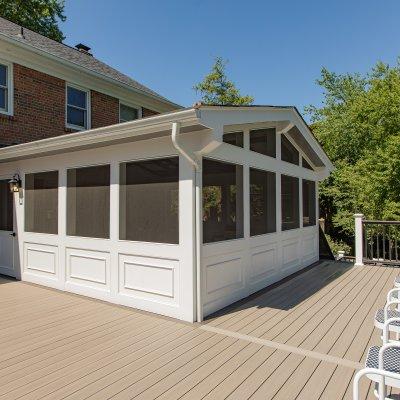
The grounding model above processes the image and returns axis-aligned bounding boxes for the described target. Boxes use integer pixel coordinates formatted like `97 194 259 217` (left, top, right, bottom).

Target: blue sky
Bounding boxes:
64 0 400 116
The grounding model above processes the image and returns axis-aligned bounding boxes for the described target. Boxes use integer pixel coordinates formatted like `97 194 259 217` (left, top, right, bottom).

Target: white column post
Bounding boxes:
354 213 364 266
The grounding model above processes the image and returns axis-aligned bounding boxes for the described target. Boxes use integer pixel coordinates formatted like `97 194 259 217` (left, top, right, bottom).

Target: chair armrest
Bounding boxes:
384 300 400 320
353 368 400 400
387 288 400 303
382 317 400 343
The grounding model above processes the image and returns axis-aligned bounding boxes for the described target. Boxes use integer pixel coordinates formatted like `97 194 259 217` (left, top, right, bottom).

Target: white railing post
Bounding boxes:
354 213 364 266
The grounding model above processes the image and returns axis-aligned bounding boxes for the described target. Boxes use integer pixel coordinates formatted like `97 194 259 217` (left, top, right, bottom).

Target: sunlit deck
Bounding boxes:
1 261 399 399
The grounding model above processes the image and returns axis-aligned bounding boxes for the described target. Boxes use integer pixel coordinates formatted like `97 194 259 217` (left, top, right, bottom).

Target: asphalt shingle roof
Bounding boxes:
0 17 176 105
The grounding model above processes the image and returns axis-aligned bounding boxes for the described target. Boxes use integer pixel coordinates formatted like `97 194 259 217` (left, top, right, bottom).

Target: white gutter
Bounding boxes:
171 122 203 323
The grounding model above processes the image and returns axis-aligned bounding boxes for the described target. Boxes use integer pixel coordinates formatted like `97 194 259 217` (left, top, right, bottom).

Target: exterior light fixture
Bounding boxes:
8 174 22 193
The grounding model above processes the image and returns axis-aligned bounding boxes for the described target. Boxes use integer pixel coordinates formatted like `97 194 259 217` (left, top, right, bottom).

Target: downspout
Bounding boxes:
171 122 203 322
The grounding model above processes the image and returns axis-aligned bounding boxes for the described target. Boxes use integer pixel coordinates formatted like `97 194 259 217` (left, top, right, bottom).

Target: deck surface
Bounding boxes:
0 261 399 399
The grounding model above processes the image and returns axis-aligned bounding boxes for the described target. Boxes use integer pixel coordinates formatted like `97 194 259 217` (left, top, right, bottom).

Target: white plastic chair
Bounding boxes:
387 288 400 303
353 318 400 399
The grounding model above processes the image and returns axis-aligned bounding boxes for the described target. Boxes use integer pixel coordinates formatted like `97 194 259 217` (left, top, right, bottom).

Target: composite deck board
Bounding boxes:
0 261 397 400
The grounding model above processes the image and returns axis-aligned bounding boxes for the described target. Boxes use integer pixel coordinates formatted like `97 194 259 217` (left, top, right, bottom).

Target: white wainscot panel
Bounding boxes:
66 248 110 291
281 238 300 272
302 233 318 265
250 244 277 285
205 253 244 298
119 254 179 305
24 242 58 277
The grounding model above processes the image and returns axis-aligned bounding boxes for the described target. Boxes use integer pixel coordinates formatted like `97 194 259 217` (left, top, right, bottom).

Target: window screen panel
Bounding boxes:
281 175 299 231
67 86 87 108
203 159 243 243
250 168 276 236
120 157 179 244
250 128 276 157
67 165 110 239
303 179 316 227
25 171 58 234
281 135 299 165
223 132 243 148
302 157 314 170
120 104 139 123
0 180 13 231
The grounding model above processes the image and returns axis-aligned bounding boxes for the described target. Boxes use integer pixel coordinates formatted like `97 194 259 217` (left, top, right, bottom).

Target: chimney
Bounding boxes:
75 43 92 56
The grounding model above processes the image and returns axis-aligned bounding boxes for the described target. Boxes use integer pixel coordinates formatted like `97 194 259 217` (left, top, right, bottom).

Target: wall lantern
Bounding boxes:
8 174 22 193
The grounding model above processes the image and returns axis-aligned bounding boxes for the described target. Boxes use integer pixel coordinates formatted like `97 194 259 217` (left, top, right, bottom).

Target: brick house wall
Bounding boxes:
0 63 159 147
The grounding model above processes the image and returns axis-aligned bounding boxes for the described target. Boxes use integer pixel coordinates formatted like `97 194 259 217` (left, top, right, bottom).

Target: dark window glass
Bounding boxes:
281 135 299 165
0 64 8 112
120 157 179 244
0 88 6 110
25 171 58 234
67 86 86 108
0 64 6 87
120 104 139 123
67 165 110 239
223 132 243 148
203 159 243 243
281 175 299 231
250 128 276 157
250 169 276 236
0 180 13 231
303 180 316 227
67 107 86 128
302 157 314 170
67 86 88 128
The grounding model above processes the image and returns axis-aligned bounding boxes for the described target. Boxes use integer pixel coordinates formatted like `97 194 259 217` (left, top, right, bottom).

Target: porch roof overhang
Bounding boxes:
0 108 209 163
0 105 333 176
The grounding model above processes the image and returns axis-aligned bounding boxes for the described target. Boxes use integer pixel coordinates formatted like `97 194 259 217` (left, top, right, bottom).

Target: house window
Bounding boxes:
223 131 243 148
0 180 13 231
281 135 299 165
119 157 179 244
25 171 59 234
250 168 276 236
0 62 11 115
66 85 89 129
250 128 276 157
302 157 314 170
67 165 110 239
281 175 299 231
203 159 243 243
120 103 139 123
303 179 316 227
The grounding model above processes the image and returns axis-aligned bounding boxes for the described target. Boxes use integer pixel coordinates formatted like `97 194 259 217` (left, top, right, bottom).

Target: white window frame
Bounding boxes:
65 83 91 130
0 59 13 116
118 100 142 123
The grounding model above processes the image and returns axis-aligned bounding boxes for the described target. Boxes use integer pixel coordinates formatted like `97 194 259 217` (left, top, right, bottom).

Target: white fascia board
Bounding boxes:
198 106 334 173
0 108 201 163
0 34 181 113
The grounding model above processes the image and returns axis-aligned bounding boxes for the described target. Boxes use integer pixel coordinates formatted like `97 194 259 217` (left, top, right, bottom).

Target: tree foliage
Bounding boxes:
0 0 66 42
194 57 254 105
307 61 400 243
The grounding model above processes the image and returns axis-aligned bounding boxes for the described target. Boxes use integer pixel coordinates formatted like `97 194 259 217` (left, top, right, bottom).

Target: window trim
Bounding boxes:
65 82 91 131
0 59 13 116
119 100 142 123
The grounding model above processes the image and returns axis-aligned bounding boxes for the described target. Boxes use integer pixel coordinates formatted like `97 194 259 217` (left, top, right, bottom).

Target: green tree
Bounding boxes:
194 57 254 105
0 0 66 42
307 61 400 245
